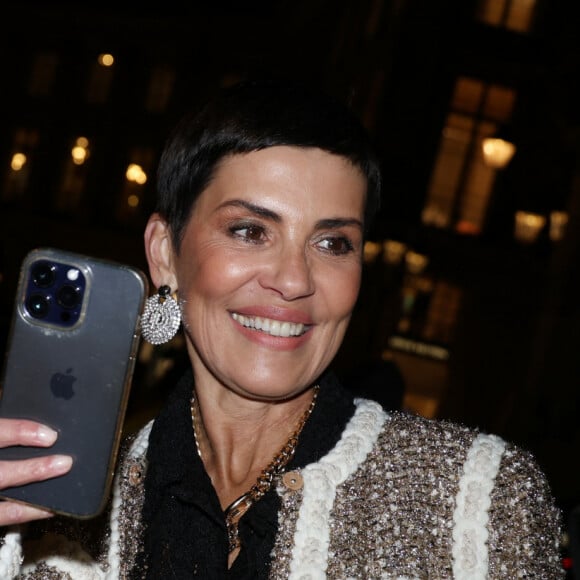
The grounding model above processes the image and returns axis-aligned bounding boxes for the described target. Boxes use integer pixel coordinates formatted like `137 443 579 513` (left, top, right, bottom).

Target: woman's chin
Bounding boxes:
225 381 316 404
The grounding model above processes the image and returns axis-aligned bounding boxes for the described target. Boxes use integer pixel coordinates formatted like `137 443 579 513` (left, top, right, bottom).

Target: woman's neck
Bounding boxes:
191 384 317 510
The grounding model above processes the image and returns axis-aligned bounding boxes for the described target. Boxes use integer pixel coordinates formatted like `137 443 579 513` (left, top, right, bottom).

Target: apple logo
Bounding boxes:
50 368 77 400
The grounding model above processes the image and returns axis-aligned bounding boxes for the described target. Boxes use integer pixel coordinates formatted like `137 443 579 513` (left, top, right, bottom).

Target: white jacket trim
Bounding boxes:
20 532 104 579
451 432 506 579
288 398 389 580
104 420 154 580
0 529 22 579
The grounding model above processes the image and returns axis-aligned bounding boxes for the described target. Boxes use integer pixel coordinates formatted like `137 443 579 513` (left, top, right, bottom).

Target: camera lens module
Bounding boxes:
31 261 56 288
56 284 81 309
26 293 50 319
24 257 87 328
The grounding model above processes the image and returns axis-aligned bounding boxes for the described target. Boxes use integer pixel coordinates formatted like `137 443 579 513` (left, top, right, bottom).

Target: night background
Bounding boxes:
1 1 579 572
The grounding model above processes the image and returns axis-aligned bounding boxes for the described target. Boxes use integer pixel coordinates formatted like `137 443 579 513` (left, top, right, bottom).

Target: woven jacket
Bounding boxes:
0 399 563 579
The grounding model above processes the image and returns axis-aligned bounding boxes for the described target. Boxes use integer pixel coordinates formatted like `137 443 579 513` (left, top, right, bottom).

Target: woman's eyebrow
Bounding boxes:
216 199 363 230
217 199 281 222
315 218 363 230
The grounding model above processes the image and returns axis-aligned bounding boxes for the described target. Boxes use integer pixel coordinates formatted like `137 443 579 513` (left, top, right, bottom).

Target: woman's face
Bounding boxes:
167 146 366 401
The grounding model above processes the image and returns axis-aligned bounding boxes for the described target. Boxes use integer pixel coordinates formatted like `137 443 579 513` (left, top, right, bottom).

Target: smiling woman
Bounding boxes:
0 80 564 579
146 146 366 402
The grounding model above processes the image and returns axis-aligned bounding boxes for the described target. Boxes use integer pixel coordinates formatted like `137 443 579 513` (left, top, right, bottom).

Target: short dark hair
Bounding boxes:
155 79 382 250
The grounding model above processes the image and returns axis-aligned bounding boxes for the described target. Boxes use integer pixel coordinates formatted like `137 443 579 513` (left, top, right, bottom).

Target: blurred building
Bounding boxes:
1 0 579 515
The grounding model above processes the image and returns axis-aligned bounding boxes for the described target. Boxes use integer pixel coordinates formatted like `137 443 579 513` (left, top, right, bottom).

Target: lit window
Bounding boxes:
423 114 474 229
451 78 485 114
422 281 463 345
422 77 517 234
505 0 536 33
476 0 536 33
393 274 462 347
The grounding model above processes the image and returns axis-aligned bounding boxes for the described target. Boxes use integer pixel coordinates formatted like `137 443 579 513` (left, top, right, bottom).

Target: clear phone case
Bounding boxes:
0 247 148 518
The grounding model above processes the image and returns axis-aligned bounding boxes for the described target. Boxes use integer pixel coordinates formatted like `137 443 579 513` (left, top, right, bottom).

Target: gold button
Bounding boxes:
128 463 142 486
282 471 303 490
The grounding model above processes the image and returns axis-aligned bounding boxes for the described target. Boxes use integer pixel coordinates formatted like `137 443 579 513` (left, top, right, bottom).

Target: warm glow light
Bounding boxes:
363 241 381 263
71 146 87 165
455 220 481 235
11 153 27 171
405 251 429 274
71 136 89 165
549 211 569 242
482 137 516 169
127 194 140 208
514 211 546 244
383 240 407 264
98 53 114 67
125 163 147 184
421 205 449 229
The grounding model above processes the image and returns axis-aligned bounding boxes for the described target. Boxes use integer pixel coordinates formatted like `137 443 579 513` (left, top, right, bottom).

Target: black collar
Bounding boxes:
139 369 355 579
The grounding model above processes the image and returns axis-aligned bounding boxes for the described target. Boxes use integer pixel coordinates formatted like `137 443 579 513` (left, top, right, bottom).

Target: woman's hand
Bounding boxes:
0 419 73 526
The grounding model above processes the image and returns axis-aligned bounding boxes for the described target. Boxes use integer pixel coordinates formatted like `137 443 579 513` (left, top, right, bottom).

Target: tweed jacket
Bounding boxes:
0 399 563 579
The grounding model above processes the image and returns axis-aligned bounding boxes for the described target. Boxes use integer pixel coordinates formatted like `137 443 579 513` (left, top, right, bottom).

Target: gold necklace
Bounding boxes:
190 385 319 553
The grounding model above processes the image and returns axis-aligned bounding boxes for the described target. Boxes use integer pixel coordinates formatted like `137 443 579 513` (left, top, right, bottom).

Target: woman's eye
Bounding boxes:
317 236 354 255
229 224 266 242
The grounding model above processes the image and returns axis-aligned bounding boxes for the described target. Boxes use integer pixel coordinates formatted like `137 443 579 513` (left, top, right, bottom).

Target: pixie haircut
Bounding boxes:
155 79 382 250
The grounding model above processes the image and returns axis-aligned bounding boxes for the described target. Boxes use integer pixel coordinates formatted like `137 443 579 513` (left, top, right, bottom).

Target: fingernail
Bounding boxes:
50 455 73 472
36 426 58 445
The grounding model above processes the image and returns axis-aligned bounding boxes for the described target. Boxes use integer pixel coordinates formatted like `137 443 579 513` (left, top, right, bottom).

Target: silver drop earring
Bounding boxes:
140 285 181 345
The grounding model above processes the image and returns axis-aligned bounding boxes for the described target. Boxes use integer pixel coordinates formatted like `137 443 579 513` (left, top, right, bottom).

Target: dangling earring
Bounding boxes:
141 285 181 345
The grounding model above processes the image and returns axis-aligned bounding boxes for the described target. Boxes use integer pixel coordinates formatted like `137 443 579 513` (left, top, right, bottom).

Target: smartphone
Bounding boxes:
0 247 148 518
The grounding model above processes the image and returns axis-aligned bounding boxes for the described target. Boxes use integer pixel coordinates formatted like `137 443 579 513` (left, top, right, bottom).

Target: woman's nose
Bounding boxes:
259 245 315 300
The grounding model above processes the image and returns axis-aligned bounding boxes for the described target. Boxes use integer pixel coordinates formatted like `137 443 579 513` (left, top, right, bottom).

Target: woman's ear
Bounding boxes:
144 213 178 290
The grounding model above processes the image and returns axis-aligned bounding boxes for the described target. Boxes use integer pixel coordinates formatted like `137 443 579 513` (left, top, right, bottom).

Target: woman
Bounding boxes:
0 80 564 578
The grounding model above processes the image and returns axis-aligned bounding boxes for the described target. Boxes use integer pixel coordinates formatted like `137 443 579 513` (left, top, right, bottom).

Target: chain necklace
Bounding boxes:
190 385 319 553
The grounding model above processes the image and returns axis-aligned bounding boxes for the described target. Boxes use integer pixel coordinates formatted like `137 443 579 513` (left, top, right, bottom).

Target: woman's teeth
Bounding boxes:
231 313 306 337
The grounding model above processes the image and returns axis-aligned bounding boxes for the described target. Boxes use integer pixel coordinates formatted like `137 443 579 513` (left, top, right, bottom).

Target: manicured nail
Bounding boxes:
36 426 58 445
50 455 73 473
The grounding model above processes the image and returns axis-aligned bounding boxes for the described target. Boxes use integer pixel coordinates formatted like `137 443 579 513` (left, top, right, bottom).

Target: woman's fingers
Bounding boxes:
0 419 73 526
0 500 55 525
0 455 73 490
0 455 73 526
0 419 58 448
0 455 72 525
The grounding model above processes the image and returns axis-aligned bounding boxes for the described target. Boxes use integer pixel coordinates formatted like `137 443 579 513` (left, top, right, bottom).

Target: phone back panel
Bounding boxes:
0 248 147 518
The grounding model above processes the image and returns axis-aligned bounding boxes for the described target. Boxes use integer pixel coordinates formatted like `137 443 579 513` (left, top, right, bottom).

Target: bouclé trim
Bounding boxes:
452 432 506 579
104 420 153 580
0 528 22 579
288 399 388 579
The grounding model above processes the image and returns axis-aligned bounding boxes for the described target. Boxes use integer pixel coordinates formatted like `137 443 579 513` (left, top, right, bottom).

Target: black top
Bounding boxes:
137 370 356 579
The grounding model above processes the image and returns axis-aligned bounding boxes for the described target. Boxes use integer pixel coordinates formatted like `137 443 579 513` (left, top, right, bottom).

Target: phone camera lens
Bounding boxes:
31 262 56 288
56 284 81 309
26 293 50 319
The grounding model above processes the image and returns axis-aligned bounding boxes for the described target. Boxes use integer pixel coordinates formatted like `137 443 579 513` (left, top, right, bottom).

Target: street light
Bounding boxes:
481 137 516 169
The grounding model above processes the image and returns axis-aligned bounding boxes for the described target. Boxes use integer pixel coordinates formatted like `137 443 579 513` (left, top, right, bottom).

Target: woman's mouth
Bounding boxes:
231 313 307 337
